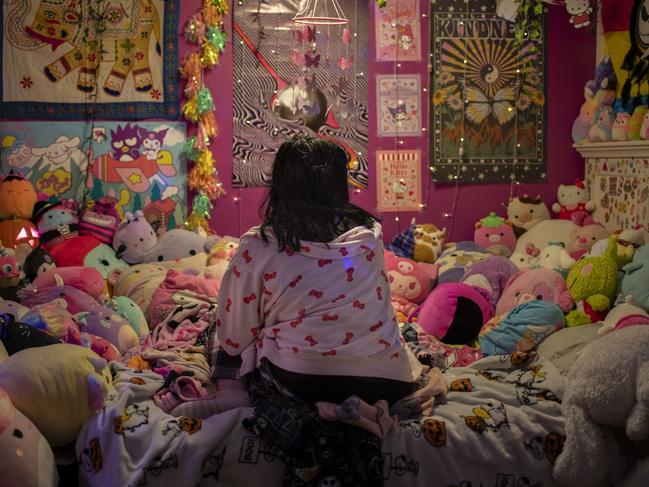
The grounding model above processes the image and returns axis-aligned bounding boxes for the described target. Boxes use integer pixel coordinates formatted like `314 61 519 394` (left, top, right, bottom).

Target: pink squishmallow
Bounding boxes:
147 269 220 329
410 283 494 345
385 251 437 304
18 278 101 315
474 212 517 257
567 224 609 260
32 267 105 301
496 268 574 316
62 327 121 362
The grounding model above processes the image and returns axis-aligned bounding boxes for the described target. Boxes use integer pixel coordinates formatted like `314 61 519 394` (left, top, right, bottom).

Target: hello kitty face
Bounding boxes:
399 34 413 50
566 0 590 15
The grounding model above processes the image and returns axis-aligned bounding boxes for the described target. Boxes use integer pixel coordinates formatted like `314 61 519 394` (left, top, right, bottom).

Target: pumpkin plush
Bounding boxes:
0 173 37 220
0 217 39 250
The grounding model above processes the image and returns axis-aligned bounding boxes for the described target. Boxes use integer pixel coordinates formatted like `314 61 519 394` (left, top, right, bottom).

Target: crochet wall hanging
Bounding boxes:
0 0 179 120
430 0 547 184
231 0 369 189
0 121 187 229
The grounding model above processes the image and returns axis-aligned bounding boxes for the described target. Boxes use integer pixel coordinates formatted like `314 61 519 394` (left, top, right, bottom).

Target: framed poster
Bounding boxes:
0 121 187 229
1 0 180 120
232 0 368 189
377 74 422 137
430 0 546 183
375 0 422 62
376 149 422 212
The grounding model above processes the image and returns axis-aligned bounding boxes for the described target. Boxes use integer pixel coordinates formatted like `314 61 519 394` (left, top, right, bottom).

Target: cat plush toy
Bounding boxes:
112 210 157 264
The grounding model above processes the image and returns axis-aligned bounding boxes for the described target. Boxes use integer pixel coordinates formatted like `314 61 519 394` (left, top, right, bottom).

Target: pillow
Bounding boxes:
31 266 105 301
147 269 220 329
410 283 494 345
479 301 565 356
143 228 208 263
0 344 111 447
513 219 578 259
19 279 100 315
0 388 59 487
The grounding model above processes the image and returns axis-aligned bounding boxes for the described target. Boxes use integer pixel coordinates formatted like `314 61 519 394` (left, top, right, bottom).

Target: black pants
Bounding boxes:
265 360 417 406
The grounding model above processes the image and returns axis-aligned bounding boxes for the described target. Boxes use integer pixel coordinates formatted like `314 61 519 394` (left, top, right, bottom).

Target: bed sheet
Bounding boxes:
77 353 566 487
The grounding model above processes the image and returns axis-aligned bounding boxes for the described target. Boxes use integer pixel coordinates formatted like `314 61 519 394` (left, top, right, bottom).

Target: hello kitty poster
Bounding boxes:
376 149 422 212
375 0 422 61
0 121 187 228
377 75 422 136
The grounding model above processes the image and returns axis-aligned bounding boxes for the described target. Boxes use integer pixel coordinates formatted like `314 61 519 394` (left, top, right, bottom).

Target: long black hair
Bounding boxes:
260 135 379 251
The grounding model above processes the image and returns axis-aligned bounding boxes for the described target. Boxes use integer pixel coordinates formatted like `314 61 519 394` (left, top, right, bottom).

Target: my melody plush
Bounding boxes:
510 243 541 270
384 251 436 305
534 242 576 277
620 243 649 311
566 223 609 260
0 344 112 447
473 212 517 257
461 255 519 307
112 210 157 264
506 195 550 237
565 237 619 326
551 179 595 226
0 387 58 487
495 267 574 316
553 325 649 487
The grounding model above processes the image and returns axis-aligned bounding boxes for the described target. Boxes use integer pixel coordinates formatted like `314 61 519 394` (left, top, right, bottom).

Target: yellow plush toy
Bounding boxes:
0 344 111 447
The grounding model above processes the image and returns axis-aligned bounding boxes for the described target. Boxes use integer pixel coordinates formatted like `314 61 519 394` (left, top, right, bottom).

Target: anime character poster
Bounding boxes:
376 150 422 212
0 121 187 229
377 74 422 136
232 0 368 189
430 0 546 183
375 0 422 62
0 0 179 120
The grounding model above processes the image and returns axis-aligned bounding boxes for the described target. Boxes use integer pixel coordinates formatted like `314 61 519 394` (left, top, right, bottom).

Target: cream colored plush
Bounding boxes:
514 220 579 258
0 344 111 447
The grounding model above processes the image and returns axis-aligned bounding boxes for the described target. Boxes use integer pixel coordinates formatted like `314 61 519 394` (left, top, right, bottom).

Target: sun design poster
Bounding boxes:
430 0 546 184
376 150 422 212
377 74 422 136
0 121 187 231
232 0 368 189
0 0 179 120
375 0 421 62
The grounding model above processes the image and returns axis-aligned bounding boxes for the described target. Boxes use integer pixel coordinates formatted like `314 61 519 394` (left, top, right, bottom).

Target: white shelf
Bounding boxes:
574 140 649 159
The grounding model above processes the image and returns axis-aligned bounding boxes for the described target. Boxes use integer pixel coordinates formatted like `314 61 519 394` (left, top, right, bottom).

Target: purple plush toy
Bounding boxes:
410 283 494 345
461 256 519 307
112 210 158 264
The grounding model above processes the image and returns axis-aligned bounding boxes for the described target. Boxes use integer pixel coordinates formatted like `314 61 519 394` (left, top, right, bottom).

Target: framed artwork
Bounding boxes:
232 0 369 189
430 0 546 183
377 74 422 137
0 0 180 120
0 121 187 229
375 0 422 62
376 149 422 212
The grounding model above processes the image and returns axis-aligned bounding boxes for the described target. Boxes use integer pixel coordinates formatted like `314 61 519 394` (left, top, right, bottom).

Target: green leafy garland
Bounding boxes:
512 0 544 53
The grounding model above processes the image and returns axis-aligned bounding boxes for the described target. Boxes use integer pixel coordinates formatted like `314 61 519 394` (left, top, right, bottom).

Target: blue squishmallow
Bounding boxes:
479 300 565 356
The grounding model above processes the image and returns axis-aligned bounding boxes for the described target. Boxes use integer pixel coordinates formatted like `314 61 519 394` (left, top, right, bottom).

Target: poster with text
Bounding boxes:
376 150 422 212
0 121 187 230
377 74 422 137
375 0 422 61
232 0 369 189
1 0 180 120
430 0 546 183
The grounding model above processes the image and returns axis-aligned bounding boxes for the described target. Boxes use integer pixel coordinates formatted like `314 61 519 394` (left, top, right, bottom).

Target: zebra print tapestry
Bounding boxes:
232 0 369 188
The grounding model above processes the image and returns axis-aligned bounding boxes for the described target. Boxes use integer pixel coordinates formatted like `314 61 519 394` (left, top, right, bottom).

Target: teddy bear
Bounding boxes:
506 195 550 237
565 237 619 326
553 325 649 486
474 212 517 258
551 179 595 226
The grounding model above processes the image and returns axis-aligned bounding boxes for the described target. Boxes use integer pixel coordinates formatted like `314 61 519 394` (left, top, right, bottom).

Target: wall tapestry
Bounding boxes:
376 149 422 212
0 121 187 231
377 74 422 137
232 0 369 188
430 0 546 184
375 0 422 62
1 0 180 120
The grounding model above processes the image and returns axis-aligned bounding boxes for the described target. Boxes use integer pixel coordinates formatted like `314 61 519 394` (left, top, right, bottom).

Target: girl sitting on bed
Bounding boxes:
211 135 436 423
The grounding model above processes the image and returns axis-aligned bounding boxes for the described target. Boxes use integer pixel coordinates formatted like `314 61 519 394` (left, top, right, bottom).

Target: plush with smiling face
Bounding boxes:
385 251 435 304
474 213 517 257
567 224 609 260
551 180 595 226
506 195 550 236
496 268 574 316
112 210 157 264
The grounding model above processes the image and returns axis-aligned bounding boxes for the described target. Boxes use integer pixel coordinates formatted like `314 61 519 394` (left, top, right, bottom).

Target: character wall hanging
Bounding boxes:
621 0 649 104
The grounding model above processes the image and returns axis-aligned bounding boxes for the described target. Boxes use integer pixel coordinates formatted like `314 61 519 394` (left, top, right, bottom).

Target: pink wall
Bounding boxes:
180 1 596 243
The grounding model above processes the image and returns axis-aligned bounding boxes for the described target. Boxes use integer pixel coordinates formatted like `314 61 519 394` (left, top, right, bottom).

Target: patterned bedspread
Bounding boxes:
77 352 565 487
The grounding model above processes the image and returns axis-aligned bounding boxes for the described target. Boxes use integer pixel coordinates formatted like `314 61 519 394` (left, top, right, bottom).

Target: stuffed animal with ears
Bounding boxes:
553 325 649 486
588 105 615 142
612 112 631 141
506 195 550 237
143 228 208 263
474 212 517 258
584 55 617 98
566 0 594 29
79 197 120 246
551 179 596 226
386 221 446 264
385 251 436 305
32 198 79 250
565 237 619 326
534 242 576 277
496 268 574 316
587 228 645 268
112 210 157 264
567 223 609 260
0 245 23 288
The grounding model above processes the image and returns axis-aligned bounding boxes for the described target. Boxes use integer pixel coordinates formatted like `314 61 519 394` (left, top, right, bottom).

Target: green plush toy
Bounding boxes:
107 296 148 339
565 236 619 327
